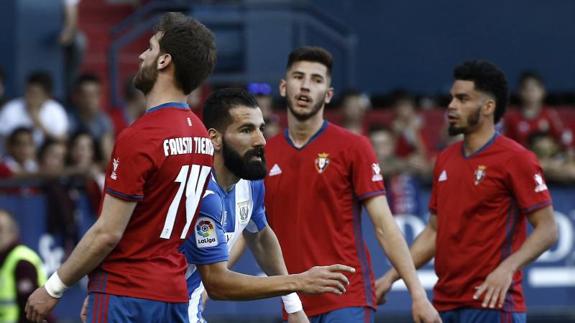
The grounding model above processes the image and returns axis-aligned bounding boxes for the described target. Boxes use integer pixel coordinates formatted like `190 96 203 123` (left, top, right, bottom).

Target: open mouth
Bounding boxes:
296 94 312 106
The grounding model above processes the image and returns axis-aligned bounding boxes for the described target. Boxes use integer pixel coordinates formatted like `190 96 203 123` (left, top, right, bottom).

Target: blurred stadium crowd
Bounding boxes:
1 65 574 221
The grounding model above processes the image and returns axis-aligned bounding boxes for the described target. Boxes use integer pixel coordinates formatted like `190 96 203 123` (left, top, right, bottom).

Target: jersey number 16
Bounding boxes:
160 165 211 239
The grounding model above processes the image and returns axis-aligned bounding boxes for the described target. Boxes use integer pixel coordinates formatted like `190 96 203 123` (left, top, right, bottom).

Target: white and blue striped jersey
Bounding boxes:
179 173 268 322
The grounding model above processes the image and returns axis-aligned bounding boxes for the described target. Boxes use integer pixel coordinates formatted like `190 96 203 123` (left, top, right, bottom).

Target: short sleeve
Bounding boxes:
506 152 552 213
350 136 386 200
104 132 155 201
245 181 268 233
179 191 229 265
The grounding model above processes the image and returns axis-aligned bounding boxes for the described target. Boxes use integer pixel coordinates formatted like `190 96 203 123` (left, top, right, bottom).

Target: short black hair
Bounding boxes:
74 73 101 89
27 71 53 95
287 47 333 75
6 127 33 146
203 88 259 132
518 70 544 89
453 60 509 123
155 12 216 94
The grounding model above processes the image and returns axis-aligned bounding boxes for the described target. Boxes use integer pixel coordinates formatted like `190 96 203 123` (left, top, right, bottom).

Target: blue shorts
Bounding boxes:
308 307 375 323
86 292 189 323
440 308 526 323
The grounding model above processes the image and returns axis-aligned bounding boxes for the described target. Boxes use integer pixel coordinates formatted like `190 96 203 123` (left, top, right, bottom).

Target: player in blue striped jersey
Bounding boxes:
180 88 355 323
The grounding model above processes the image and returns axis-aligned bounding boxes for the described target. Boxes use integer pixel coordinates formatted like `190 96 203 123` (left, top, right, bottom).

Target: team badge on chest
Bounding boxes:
315 153 330 174
474 165 487 185
238 201 250 224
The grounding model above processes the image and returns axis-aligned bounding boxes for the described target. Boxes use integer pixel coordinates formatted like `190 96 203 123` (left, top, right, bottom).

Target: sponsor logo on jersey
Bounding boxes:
474 165 486 185
315 153 330 174
371 163 383 182
238 201 250 224
269 164 282 176
439 170 447 182
111 158 119 180
195 217 218 248
534 173 548 192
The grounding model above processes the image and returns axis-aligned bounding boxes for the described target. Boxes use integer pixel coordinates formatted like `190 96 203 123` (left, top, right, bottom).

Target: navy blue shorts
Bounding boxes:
440 308 526 323
308 306 375 323
86 292 189 323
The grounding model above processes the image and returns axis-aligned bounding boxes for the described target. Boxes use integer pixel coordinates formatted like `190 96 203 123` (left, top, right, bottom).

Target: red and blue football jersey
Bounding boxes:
88 102 213 302
429 133 552 312
264 121 386 317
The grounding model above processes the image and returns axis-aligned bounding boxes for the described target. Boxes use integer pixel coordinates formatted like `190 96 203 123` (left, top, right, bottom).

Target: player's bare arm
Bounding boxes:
377 214 438 303
473 205 557 308
198 260 354 300
244 226 310 322
365 196 441 323
26 194 136 322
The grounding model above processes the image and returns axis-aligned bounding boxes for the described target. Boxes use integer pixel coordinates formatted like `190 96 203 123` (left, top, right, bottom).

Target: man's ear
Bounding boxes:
157 53 172 70
324 86 334 104
483 98 496 118
208 128 222 152
279 79 287 98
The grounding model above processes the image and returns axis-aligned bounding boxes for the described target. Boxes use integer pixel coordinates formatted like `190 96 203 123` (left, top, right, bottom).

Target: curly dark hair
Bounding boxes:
453 60 509 123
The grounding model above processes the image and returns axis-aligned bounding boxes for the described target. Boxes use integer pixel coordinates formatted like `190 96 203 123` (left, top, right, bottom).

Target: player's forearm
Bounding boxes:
384 224 436 283
246 227 289 276
499 212 557 273
57 224 121 286
377 224 427 299
201 267 300 300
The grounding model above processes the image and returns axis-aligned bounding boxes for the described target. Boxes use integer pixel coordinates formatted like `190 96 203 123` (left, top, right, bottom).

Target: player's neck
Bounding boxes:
287 111 325 148
213 156 239 191
144 82 188 110
463 123 496 157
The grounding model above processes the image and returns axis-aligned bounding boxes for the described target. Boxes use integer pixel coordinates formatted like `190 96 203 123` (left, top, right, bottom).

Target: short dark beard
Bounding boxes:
448 106 481 136
134 61 158 95
222 139 266 180
286 94 325 121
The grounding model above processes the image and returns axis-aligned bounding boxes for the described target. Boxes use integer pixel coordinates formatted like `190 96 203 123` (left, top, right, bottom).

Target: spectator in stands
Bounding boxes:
389 91 431 177
504 71 573 150
0 209 49 323
248 82 280 138
0 72 69 146
38 139 68 177
67 131 105 191
0 128 38 179
369 125 423 217
529 132 575 183
60 0 86 95
339 89 370 135
68 73 114 163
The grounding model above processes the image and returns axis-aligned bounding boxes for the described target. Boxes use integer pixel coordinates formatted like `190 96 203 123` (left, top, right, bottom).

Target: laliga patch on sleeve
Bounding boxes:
195 217 218 248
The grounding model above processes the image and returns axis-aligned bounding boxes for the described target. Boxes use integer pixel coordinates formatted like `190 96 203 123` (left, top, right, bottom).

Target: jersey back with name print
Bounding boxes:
88 102 214 303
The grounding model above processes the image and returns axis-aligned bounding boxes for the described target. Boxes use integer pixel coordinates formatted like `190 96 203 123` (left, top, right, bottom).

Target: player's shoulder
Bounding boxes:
436 139 463 162
325 122 372 149
200 187 224 222
248 179 265 194
495 135 531 154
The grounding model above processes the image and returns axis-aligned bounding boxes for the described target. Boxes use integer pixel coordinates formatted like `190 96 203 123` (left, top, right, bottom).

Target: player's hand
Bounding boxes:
375 274 394 305
80 296 89 323
411 295 442 323
287 310 310 323
25 287 59 323
298 264 355 295
473 264 513 309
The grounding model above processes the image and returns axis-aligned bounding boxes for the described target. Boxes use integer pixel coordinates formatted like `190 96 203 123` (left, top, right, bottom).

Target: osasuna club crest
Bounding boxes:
474 165 487 185
315 153 330 174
